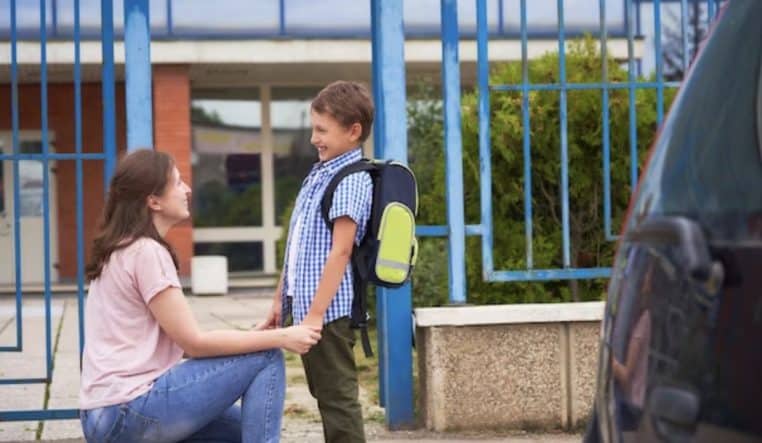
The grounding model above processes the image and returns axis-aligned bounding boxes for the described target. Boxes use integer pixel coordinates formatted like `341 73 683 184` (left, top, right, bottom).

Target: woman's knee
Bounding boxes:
265 349 285 376
267 348 284 363
240 348 284 369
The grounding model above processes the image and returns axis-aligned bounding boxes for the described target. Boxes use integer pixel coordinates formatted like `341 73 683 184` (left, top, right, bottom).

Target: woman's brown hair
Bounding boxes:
86 149 179 281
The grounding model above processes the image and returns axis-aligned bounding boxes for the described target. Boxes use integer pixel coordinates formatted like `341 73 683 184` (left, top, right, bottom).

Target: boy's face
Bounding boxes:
310 109 362 162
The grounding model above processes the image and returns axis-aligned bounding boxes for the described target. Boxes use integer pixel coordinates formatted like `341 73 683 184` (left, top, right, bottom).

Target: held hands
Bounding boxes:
281 325 322 354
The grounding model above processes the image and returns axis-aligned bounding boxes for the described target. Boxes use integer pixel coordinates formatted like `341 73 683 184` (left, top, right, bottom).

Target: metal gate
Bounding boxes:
0 0 119 424
374 0 720 429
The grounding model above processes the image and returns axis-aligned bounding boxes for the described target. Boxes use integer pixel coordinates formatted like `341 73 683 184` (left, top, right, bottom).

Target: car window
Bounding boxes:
630 0 762 244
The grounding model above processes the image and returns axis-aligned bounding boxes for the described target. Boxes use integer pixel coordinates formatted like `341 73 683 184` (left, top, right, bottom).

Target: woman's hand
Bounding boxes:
281 325 322 354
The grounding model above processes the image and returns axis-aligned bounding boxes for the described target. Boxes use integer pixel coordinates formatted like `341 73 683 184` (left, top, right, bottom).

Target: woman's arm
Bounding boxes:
148 287 321 358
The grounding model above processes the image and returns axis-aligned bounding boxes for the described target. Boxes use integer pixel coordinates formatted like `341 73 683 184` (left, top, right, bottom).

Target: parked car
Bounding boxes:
586 1 762 442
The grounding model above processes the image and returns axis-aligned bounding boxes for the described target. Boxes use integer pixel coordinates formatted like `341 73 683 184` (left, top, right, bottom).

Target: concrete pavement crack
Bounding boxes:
35 299 67 441
0 316 13 335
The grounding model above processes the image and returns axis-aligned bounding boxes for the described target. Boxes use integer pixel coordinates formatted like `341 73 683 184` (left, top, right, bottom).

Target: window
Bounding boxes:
194 241 264 272
271 87 319 224
191 98 263 228
630 0 762 243
18 141 45 218
191 95 267 273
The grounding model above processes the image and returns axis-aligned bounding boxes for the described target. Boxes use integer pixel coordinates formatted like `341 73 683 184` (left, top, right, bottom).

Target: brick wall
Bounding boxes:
1 66 195 281
152 65 193 277
0 83 127 280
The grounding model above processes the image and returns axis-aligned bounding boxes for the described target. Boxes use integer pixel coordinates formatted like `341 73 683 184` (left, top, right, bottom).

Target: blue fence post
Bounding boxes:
39 0 54 382
556 0 571 268
600 0 616 241
370 0 415 429
519 0 534 267
626 0 639 192
440 0 467 304
476 0 494 280
74 0 86 357
101 0 117 185
124 0 153 151
370 0 386 409
9 0 23 353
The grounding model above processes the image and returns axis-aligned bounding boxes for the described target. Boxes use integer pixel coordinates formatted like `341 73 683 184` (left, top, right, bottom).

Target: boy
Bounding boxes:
262 81 374 442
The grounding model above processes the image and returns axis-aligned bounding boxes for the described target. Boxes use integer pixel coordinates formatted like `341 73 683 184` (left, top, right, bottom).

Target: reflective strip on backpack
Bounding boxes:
376 259 410 272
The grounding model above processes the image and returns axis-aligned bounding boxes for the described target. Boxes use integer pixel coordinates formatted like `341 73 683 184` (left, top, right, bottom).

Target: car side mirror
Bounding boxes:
625 216 712 281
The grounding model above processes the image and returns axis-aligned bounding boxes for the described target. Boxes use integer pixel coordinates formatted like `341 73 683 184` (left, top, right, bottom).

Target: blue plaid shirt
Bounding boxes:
281 148 373 326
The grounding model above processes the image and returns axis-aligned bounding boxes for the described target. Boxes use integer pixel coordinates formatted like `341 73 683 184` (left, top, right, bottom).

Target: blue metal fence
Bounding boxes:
391 0 719 426
0 0 118 422
486 0 720 283
416 0 721 289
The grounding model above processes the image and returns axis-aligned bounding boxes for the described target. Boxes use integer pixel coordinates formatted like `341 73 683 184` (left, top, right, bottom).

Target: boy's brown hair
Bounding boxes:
311 81 374 142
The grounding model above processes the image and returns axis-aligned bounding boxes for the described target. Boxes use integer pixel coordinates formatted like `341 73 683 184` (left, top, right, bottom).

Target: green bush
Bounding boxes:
410 38 677 306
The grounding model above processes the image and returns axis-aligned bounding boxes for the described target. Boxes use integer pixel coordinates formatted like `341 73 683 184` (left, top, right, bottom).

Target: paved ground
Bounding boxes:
0 290 581 442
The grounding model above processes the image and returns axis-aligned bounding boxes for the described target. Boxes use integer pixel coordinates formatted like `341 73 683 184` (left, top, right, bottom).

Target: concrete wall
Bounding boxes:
415 302 604 432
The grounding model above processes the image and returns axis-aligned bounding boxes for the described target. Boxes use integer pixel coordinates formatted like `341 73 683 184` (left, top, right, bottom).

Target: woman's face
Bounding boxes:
151 166 192 225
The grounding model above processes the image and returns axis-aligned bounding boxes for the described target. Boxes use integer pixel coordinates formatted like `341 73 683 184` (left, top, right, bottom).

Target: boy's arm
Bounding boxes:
302 216 357 330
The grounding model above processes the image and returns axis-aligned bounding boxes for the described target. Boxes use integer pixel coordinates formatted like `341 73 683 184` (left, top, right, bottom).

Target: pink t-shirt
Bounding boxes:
79 237 184 410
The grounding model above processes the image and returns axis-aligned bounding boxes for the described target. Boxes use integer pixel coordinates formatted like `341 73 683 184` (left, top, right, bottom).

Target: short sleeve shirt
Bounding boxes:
79 238 184 410
281 148 373 325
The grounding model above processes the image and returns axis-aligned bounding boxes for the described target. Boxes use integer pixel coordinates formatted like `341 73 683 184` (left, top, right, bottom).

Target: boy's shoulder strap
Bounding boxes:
320 158 377 229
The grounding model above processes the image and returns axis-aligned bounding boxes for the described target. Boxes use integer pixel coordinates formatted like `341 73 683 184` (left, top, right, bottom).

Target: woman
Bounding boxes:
79 149 320 443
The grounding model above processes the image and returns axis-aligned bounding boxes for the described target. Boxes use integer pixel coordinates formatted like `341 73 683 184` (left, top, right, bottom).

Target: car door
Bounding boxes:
596 1 762 441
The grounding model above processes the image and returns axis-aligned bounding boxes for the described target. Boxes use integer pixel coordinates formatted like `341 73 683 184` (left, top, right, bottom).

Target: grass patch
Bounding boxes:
354 327 380 405
280 325 420 425
354 326 419 414
288 373 306 384
284 351 300 366
36 299 67 440
283 403 312 419
366 409 386 424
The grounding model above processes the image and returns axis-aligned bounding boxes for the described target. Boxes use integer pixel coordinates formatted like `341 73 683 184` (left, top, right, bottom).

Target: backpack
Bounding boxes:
321 158 418 357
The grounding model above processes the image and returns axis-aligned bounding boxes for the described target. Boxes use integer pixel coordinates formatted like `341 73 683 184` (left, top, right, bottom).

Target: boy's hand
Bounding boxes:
302 313 324 331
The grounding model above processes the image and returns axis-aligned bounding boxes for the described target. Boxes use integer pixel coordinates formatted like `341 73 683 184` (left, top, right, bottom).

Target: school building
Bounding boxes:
0 0 643 287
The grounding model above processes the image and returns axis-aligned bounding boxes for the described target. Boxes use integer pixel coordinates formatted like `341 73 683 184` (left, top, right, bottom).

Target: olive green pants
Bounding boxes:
301 317 366 443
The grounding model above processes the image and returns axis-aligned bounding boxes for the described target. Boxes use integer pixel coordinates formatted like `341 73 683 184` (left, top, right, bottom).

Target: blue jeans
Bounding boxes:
80 349 285 443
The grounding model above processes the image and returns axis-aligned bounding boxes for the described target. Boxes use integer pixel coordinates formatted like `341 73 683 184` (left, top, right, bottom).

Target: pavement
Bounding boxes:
0 290 581 443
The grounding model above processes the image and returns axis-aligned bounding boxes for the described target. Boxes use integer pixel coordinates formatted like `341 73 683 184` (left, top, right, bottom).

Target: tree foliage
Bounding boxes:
409 38 676 306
